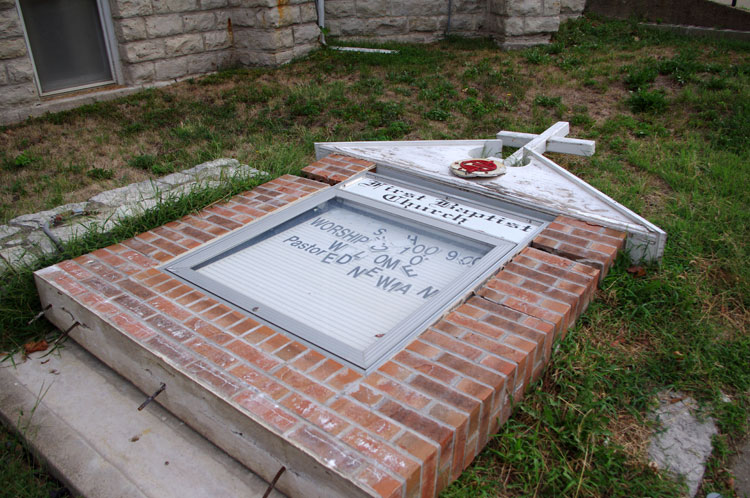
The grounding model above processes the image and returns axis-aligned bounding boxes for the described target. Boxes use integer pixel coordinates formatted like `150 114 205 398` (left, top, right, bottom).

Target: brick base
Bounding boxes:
35 156 625 498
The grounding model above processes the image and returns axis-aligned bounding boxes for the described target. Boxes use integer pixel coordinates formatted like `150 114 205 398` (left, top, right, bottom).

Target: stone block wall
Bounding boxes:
324 0 486 42
1 0 585 124
231 0 320 67
0 0 38 110
0 0 321 122
325 0 581 47
113 0 320 84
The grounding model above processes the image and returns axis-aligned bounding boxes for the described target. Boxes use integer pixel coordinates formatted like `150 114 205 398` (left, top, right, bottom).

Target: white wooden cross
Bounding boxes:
496 121 595 166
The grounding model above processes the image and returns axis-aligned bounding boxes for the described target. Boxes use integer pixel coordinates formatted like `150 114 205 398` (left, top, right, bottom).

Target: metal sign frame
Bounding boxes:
164 173 549 372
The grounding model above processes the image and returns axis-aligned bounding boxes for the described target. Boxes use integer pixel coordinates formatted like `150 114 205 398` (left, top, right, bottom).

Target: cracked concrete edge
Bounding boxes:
0 343 284 498
0 358 152 497
0 160 266 268
648 392 719 497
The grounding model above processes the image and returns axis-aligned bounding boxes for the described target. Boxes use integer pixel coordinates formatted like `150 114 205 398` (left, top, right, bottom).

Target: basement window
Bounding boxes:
165 174 547 372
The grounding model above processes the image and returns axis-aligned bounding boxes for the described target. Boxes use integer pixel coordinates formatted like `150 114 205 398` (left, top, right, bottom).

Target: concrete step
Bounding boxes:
0 342 284 498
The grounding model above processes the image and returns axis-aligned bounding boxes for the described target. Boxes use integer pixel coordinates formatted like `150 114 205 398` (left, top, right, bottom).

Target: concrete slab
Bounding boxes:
708 0 750 11
0 342 284 498
648 393 718 497
731 436 750 497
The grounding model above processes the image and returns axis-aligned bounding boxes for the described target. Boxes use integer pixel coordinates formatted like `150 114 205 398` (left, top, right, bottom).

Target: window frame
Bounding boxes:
164 174 549 372
15 0 121 96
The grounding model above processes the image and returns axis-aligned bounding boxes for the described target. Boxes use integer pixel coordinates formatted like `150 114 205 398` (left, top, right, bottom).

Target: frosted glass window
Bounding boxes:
196 199 491 364
20 0 113 93
165 176 544 371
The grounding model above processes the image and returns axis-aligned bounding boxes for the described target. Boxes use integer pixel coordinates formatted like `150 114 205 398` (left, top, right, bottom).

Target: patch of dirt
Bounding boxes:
607 412 653 466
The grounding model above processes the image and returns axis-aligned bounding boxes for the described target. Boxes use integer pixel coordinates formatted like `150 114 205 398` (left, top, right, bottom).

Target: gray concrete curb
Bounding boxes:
643 23 750 42
0 158 265 270
0 342 284 498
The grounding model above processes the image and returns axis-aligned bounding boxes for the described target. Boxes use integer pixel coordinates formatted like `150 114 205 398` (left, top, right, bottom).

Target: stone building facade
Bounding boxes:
0 0 584 125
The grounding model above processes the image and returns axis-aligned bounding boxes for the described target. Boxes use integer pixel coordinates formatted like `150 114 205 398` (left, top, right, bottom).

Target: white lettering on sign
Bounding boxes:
345 178 537 243
197 202 491 354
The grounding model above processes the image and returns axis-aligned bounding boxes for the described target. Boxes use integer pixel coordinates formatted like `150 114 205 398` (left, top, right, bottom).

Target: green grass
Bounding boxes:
1 14 749 497
0 425 69 498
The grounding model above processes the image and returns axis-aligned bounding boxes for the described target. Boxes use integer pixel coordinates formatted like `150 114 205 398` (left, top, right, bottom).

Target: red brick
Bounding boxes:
94 301 120 316
405 339 441 359
148 296 193 322
555 215 606 233
378 400 452 452
176 290 204 306
141 271 171 288
52 274 88 296
291 349 326 372
461 330 526 368
281 393 349 435
226 340 279 372
378 361 411 381
275 341 307 361
112 313 155 341
396 433 439 498
357 466 403 498
184 317 233 345
186 337 236 369
151 251 173 262
146 314 194 342
343 428 420 480
214 310 246 329
449 418 468 480
146 335 194 366
364 373 430 410
244 325 276 344
442 313 505 344
310 358 345 381
328 368 364 391
289 426 366 474
590 242 619 256
235 390 298 433
508 259 559 285
122 237 158 256
538 228 591 248
186 360 242 397
120 250 157 269
409 375 477 415
276 366 335 403
176 224 215 243
229 364 289 400
466 295 525 323
153 278 182 295
330 398 400 440
429 403 467 430
228 317 259 336
151 226 183 243
258 333 292 353
75 254 122 282
350 385 383 406
394 350 457 384
478 354 517 379
205 214 242 230
502 334 537 357
58 260 93 281
114 295 156 319
188 298 215 313
485 276 540 304
201 303 232 322
437 353 504 388
456 378 494 408
422 327 486 358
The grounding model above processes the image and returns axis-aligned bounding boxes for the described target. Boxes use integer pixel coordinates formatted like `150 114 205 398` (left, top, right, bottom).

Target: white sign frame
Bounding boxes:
165 175 548 372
